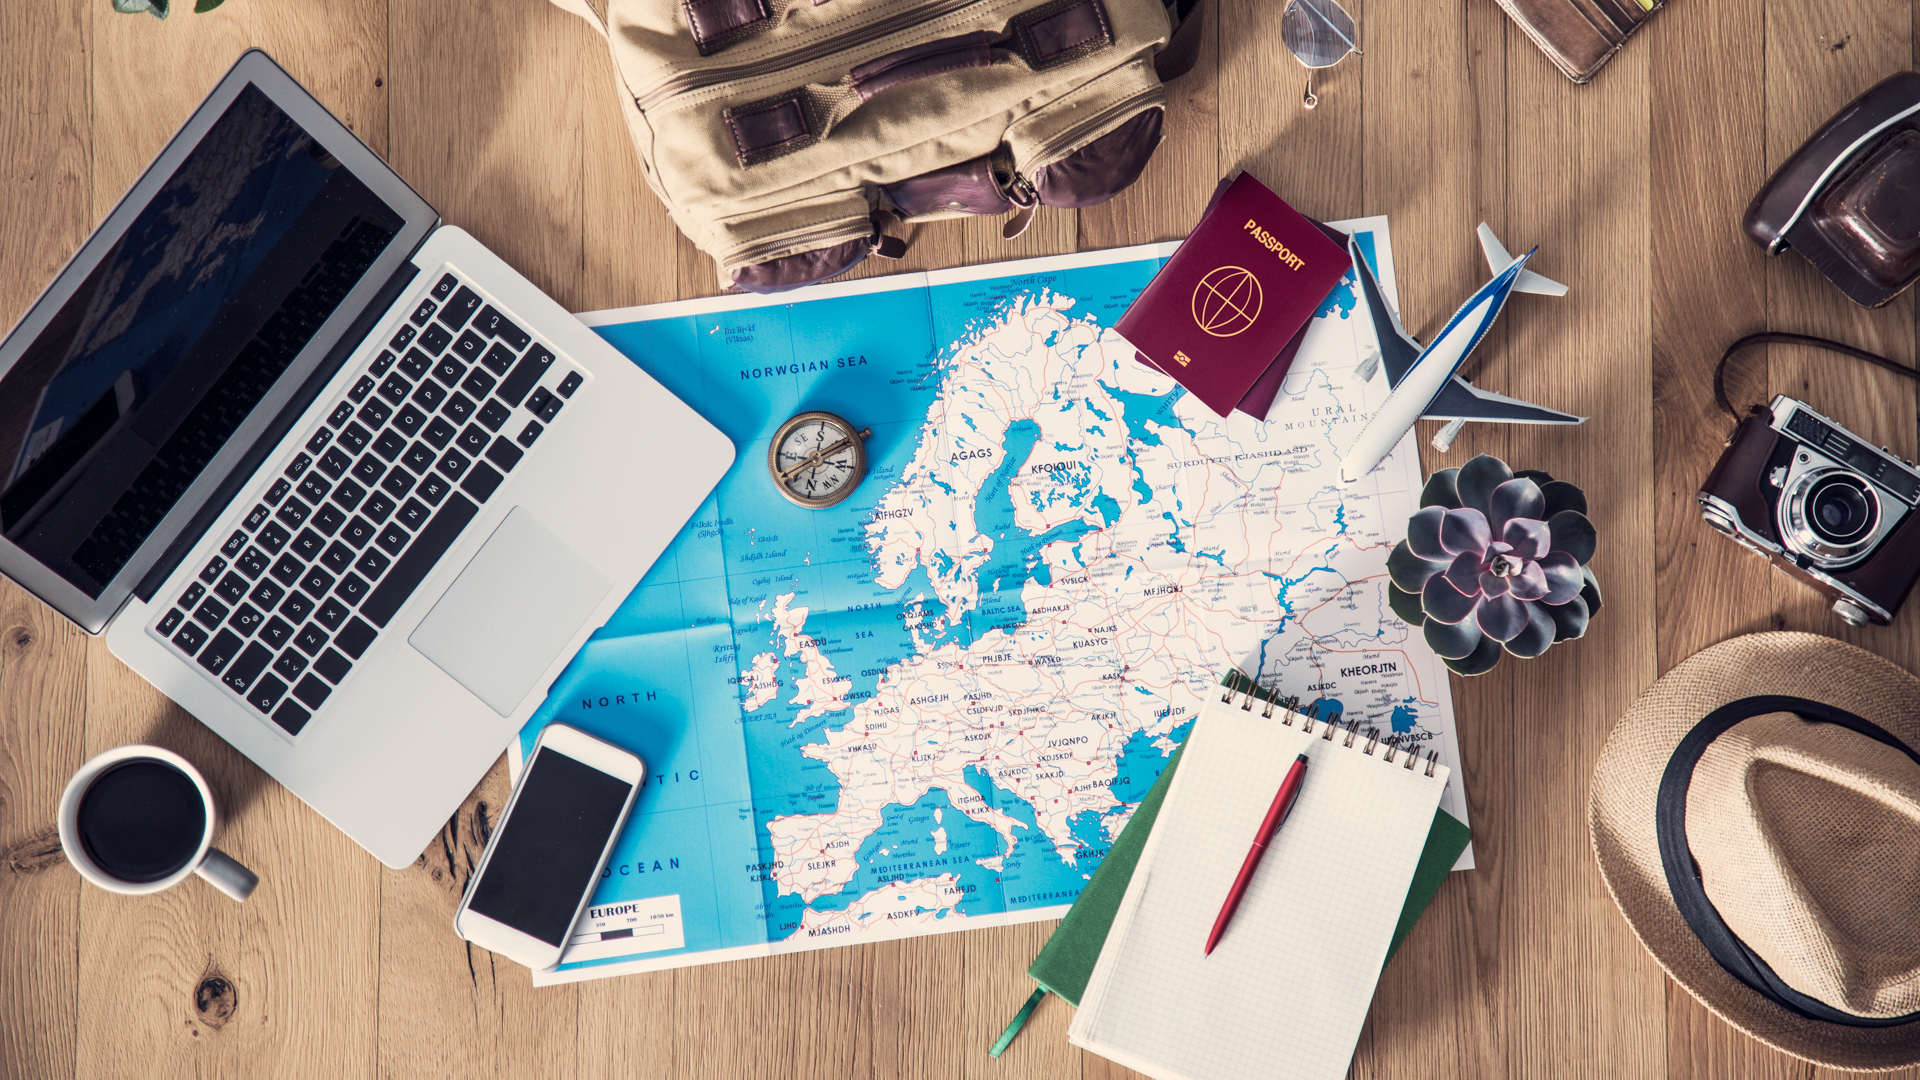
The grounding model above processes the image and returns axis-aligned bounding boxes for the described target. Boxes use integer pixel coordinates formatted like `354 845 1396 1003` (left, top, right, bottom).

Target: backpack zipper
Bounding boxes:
992 86 1164 238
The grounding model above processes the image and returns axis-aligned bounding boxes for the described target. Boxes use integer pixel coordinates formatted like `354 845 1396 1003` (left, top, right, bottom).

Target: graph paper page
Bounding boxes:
1069 695 1450 1080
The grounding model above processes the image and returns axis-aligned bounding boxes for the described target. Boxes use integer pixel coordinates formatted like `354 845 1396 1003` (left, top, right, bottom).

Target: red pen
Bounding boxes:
1204 752 1309 955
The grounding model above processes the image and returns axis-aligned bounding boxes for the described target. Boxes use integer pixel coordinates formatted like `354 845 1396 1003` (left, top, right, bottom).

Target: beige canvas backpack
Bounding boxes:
551 0 1205 292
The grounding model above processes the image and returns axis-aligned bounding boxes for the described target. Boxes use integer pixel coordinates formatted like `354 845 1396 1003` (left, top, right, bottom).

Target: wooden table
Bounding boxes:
2 0 1916 1076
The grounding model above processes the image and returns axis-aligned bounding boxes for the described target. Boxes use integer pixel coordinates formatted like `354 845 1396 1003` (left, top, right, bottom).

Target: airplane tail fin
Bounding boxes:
1476 222 1567 296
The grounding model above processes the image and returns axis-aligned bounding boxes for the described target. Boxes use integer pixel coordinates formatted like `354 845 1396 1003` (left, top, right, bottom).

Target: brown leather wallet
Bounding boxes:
1494 0 1662 85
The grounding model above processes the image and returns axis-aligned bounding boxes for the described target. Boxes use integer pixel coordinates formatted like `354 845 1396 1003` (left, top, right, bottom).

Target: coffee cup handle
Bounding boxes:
196 847 259 902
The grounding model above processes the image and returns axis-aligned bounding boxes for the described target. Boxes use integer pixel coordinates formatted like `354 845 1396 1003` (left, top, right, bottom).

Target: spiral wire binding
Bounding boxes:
1217 672 1435 775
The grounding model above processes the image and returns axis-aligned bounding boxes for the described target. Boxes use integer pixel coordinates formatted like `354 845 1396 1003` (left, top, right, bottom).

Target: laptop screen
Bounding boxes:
0 83 405 600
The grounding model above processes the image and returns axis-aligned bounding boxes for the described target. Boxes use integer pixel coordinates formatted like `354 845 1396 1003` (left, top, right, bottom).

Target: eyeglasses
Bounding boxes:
1280 0 1360 110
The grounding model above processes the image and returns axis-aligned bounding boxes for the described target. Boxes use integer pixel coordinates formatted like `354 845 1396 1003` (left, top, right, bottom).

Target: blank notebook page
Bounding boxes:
1069 694 1450 1080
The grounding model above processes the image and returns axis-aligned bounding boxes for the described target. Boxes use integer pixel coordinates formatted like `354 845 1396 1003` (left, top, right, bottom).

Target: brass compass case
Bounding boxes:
767 410 870 509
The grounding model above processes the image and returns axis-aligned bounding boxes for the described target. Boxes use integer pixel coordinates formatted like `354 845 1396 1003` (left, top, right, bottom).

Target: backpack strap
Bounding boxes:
549 0 609 37
1155 0 1205 81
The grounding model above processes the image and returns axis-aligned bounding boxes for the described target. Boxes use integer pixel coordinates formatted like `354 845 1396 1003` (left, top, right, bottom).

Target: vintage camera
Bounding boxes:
1699 395 1920 627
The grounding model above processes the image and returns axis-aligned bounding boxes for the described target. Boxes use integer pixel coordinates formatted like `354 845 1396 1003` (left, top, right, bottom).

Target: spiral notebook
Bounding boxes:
1068 678 1452 1080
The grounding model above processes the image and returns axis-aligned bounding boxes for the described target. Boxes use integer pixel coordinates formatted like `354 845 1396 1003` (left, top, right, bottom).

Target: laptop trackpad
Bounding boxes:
409 507 611 716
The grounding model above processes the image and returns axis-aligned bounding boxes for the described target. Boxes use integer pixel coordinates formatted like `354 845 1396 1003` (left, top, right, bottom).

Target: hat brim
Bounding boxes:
1590 631 1920 1072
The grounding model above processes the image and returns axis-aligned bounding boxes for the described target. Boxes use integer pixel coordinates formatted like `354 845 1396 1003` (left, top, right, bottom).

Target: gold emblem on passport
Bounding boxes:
1192 266 1263 338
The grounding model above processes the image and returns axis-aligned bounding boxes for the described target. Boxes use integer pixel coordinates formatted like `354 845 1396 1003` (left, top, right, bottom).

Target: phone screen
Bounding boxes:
467 746 633 947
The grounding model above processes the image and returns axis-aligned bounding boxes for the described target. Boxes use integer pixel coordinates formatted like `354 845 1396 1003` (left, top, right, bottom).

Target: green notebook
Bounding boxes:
990 682 1472 1056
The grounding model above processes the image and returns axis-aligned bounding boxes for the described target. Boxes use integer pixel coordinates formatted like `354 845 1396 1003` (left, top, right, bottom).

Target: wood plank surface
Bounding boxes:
5 0 1920 1076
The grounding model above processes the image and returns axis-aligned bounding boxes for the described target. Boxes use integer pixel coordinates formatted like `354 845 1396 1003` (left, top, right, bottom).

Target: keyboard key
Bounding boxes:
195 597 231 628
423 417 456 449
314 597 349 630
435 448 471 482
411 379 447 411
334 572 370 604
461 461 504 503
397 499 430 530
301 566 336 599
295 623 331 656
390 324 416 351
292 674 332 711
197 630 244 676
516 420 543 448
273 649 309 682
173 621 209 656
361 494 479 627
373 430 407 460
480 342 518 377
214 573 248 604
348 375 376 403
314 502 349 535
498 346 554 407
352 454 385 486
410 298 438 325
279 590 315 622
441 392 476 425
327 401 356 427
475 306 531 351
313 648 353 684
342 516 376 549
275 498 310 530
272 699 312 736
557 371 583 398
354 548 390 580
250 578 286 609
380 468 417 500
257 521 291 554
369 350 395 377
393 404 426 439
456 424 491 456
228 603 264 636
305 428 333 454
221 530 247 557
438 286 482 331
284 453 312 480
271 554 305 586
401 443 437 474
292 528 325 560
433 355 466 387
157 609 185 636
478 399 512 432
378 374 411 406
319 447 353 479
222 643 274 695
420 323 453 355
339 423 372 454
243 504 272 530
246 674 288 716
200 556 228 584
178 582 206 608
236 546 270 579
260 616 295 650
358 398 392 428
486 436 524 473
336 618 378 659
527 387 563 423
321 542 355 574
363 492 397 523
418 474 452 505
430 273 458 301
376 523 409 555
399 348 433 380
298 474 332 504
265 479 292 505
453 330 487 364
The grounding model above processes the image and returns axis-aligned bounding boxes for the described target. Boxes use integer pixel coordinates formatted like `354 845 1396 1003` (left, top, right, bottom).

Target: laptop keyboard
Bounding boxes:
147 269 588 738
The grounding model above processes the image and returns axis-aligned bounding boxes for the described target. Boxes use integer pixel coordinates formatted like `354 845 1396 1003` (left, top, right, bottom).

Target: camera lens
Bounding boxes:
1806 474 1877 544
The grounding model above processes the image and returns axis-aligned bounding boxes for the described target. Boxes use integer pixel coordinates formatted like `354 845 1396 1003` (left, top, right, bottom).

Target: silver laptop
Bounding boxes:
0 51 733 868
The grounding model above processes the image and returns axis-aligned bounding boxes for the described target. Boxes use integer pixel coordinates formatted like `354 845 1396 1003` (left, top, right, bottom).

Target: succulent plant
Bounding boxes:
1386 454 1602 676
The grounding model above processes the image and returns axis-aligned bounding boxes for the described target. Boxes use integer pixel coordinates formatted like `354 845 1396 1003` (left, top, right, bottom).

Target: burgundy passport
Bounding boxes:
1116 172 1351 416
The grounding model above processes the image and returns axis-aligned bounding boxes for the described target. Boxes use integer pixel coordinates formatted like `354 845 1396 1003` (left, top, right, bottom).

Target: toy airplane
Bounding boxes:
1338 224 1585 484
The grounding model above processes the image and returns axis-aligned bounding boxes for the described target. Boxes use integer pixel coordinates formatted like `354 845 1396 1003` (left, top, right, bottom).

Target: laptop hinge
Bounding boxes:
132 260 422 604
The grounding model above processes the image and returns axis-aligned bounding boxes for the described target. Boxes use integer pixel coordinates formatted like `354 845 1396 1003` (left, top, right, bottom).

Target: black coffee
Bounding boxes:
77 760 206 883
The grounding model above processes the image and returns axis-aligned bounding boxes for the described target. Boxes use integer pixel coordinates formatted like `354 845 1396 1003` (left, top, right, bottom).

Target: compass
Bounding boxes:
768 410 871 509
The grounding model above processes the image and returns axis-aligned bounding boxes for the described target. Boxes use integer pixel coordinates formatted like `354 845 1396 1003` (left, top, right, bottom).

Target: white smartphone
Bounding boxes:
453 723 643 971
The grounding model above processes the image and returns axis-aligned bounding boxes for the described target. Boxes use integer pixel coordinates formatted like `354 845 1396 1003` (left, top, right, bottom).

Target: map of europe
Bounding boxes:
518 221 1469 983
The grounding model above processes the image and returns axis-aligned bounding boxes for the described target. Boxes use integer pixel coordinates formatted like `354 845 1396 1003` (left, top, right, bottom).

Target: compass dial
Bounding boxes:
768 411 869 509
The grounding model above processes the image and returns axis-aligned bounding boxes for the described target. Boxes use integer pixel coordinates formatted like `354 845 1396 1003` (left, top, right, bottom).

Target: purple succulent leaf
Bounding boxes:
1388 582 1426 626
1439 508 1491 558
1476 592 1530 642
1478 571 1511 598
1580 566 1603 616
1387 540 1449 592
1444 633 1504 676
1538 551 1585 604
1506 560 1550 600
1547 509 1598 565
1502 518 1551 560
1421 570 1480 624
1503 600 1557 658
1444 551 1485 596
1419 468 1463 510
1540 480 1588 518
1455 455 1514 516
1548 594 1590 641
1514 469 1556 485
1488 478 1545 536
1486 540 1513 557
1423 613 1483 659
1406 506 1450 561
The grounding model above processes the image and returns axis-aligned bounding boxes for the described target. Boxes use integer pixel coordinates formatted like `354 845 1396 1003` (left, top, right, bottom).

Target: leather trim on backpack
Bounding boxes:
725 91 817 163
1015 0 1112 67
684 0 772 53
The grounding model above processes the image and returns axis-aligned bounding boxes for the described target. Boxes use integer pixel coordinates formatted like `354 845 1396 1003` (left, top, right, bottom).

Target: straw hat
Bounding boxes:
1591 632 1920 1071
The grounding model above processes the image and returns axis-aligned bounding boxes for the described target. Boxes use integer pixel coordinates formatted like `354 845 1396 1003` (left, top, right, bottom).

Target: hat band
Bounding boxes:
1656 693 1920 1029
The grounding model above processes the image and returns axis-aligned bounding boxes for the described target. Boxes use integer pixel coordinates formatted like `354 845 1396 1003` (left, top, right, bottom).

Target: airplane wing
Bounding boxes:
1476 223 1567 297
1424 375 1584 424
1349 234 1424 386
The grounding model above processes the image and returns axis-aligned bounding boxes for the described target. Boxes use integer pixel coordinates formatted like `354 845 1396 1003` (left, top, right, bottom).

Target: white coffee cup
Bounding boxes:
57 745 258 902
